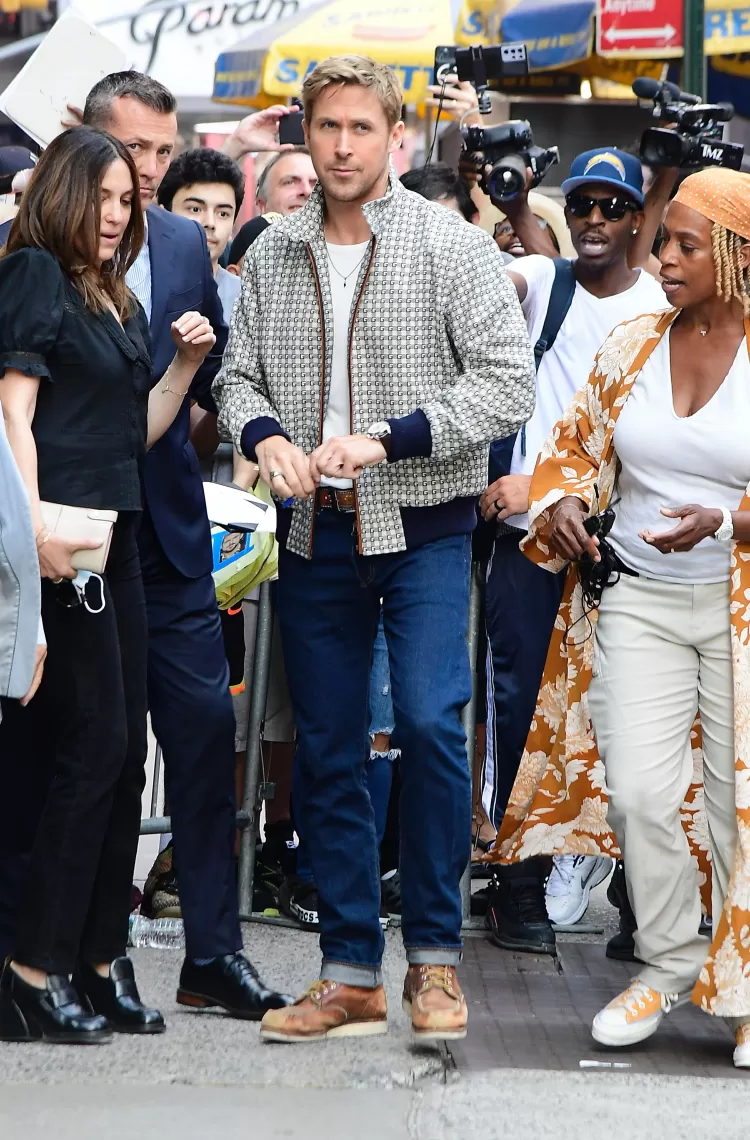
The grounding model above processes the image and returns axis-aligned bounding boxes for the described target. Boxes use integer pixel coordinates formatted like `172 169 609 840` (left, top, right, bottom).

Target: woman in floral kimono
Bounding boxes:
492 168 750 1067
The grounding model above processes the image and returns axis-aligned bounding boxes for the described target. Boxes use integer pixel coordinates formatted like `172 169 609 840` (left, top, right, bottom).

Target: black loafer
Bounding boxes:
0 960 112 1044
177 953 292 1021
74 957 165 1035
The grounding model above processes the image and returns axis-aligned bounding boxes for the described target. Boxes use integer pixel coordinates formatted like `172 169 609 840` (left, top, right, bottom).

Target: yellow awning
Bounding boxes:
215 0 468 109
0 1 49 10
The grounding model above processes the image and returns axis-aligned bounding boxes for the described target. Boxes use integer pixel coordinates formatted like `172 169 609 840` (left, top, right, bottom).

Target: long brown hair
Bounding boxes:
3 127 144 320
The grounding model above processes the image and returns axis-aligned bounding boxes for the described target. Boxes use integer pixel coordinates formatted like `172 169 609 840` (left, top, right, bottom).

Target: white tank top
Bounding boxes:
608 329 750 583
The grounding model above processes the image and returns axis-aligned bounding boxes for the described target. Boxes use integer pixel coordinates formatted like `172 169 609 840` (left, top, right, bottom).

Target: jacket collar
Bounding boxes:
275 164 404 244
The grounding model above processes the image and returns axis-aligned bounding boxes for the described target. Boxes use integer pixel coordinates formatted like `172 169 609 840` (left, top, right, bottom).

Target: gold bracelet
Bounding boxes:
162 382 190 397
36 527 51 548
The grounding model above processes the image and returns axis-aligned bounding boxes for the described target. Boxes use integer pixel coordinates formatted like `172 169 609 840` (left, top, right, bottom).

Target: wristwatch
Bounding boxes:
714 506 734 543
366 420 392 457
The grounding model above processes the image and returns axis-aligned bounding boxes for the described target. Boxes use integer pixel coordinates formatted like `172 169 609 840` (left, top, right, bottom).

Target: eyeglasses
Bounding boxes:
565 192 637 222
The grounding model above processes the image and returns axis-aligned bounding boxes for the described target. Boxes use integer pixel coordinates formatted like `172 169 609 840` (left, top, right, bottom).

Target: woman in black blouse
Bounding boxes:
0 128 215 1044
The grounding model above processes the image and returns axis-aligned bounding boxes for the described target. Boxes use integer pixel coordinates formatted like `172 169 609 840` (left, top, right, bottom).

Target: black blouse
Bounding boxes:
0 247 154 512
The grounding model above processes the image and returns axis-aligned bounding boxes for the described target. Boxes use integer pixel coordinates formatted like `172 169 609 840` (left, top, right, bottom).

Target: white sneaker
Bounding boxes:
592 979 683 1047
545 855 612 926
735 1023 750 1068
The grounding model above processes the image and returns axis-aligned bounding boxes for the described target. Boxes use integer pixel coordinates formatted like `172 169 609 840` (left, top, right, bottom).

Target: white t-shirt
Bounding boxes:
321 240 370 489
505 256 666 530
608 330 750 583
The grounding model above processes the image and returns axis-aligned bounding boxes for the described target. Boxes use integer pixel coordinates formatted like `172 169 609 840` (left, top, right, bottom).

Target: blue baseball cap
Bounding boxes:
561 147 644 207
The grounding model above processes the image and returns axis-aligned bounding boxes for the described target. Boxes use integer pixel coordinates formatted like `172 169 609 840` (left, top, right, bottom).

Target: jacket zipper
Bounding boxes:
348 236 377 554
306 243 327 558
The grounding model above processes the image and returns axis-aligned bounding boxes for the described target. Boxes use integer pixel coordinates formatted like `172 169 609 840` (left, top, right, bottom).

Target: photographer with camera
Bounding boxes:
476 147 666 953
492 167 750 1067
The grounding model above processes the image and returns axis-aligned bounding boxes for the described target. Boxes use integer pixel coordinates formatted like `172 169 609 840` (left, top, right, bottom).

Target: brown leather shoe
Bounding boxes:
402 965 468 1041
260 979 388 1043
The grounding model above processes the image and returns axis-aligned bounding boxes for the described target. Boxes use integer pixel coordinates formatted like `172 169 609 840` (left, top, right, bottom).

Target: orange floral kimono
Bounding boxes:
489 308 750 1017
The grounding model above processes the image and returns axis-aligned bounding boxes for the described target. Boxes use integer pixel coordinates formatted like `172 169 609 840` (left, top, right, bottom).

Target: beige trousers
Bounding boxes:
589 575 738 996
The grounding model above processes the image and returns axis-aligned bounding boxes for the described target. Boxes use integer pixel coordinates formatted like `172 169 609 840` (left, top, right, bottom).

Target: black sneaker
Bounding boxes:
605 859 642 963
485 861 556 955
141 843 181 919
471 885 490 917
279 875 319 931
261 821 298 879
380 871 401 916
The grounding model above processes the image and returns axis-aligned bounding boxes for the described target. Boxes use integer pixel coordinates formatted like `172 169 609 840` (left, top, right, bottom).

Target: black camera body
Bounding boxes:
464 120 559 202
433 43 527 113
633 77 744 171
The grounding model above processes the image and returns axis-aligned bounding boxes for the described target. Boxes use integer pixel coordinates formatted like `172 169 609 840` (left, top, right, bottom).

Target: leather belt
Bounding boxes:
315 487 356 513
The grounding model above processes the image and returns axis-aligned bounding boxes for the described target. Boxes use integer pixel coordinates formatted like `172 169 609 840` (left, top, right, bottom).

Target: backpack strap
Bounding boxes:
489 258 577 481
533 258 577 371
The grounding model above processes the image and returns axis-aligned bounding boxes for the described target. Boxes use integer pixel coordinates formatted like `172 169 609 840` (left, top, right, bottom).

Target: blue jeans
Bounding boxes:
278 512 472 987
294 610 395 883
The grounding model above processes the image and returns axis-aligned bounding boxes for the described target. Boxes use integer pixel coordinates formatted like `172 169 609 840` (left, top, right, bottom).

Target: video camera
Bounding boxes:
434 44 559 202
633 77 744 171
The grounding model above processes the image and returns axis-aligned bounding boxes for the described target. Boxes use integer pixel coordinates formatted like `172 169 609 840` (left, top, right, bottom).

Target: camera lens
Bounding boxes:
641 128 683 167
486 153 527 201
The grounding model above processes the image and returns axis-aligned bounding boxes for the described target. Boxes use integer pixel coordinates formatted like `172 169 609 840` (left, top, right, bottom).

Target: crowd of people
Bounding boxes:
0 51 748 1068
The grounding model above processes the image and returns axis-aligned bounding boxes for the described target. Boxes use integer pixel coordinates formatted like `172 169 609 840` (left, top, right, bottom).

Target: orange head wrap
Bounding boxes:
673 167 750 241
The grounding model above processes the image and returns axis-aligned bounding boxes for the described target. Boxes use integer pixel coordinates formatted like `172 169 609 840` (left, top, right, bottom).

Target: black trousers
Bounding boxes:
14 514 148 974
138 510 241 959
484 531 567 828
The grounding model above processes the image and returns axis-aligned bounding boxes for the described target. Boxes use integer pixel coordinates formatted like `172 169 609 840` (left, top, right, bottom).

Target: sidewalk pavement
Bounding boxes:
1 885 748 1140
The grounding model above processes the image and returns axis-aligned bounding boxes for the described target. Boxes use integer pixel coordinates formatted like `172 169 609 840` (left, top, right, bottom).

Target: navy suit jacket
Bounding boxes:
141 206 227 578
0 209 228 579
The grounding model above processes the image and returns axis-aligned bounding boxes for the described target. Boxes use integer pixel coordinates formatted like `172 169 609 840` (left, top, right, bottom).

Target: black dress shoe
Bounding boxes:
177 953 292 1021
0 960 112 1044
484 862 557 955
74 958 165 1035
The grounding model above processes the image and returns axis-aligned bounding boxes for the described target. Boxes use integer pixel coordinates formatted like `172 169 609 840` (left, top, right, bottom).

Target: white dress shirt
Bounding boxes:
127 215 152 321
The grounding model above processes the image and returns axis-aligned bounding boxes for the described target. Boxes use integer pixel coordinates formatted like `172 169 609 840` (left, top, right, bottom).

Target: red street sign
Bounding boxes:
597 0 684 57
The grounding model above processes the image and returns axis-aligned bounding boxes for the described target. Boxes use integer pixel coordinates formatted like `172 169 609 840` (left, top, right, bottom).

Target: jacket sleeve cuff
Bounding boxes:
385 409 432 463
240 417 290 461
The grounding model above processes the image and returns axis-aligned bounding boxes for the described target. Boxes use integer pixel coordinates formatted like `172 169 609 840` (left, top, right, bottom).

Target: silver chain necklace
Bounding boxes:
326 246 368 288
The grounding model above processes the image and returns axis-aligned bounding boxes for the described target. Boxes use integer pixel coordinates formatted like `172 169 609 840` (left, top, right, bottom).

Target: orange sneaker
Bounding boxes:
592 979 685 1046
734 1022 750 1068
260 979 387 1043
402 965 467 1041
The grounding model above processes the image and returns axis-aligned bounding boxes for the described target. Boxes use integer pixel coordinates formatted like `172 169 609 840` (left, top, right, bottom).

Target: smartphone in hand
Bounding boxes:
279 111 305 147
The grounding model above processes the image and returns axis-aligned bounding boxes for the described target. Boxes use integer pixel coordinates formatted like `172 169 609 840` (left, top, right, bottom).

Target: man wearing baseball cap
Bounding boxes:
477 147 667 954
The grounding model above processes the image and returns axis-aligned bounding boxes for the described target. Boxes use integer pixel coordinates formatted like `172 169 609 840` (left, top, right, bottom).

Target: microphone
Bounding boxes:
632 77 661 100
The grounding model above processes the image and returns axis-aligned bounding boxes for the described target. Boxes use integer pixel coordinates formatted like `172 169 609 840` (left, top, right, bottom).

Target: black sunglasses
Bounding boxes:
565 192 637 222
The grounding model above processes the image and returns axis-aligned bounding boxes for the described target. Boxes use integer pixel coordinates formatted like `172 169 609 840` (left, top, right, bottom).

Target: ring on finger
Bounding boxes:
269 470 283 481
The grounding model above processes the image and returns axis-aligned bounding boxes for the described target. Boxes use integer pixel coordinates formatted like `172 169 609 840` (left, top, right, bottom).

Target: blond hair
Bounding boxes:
711 222 750 317
302 55 403 128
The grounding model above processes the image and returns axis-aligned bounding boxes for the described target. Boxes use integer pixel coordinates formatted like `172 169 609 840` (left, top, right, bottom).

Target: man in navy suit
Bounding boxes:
79 72 289 1018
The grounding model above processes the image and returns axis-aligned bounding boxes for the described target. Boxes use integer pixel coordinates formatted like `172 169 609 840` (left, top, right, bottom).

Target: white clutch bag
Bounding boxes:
40 503 118 574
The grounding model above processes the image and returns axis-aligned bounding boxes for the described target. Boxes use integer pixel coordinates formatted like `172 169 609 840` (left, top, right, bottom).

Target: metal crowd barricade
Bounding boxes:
140 567 485 933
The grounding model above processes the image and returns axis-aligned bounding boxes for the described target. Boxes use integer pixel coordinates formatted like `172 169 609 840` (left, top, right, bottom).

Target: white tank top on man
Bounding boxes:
320 239 371 490
609 329 750 583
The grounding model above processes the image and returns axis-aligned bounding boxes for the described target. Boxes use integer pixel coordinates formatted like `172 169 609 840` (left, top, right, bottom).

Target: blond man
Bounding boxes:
214 55 534 1043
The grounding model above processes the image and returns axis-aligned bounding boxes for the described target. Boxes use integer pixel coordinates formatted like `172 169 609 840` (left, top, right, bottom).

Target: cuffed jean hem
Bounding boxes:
321 960 383 988
406 946 463 966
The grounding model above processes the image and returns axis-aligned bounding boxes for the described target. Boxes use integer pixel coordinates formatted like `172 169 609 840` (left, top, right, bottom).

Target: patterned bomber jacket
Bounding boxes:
213 168 536 558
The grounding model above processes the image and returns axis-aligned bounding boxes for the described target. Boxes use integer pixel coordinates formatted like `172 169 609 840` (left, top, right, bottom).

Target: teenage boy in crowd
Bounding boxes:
476 148 667 955
158 147 246 321
215 54 535 1044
